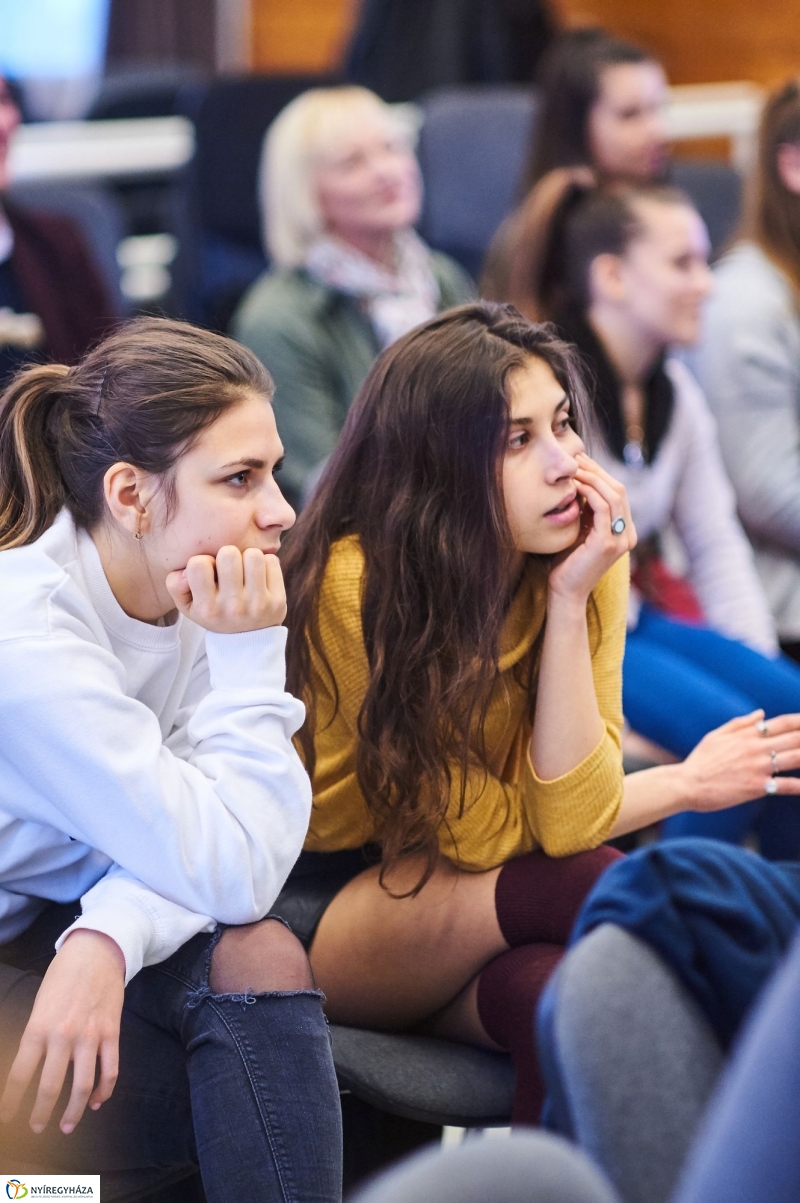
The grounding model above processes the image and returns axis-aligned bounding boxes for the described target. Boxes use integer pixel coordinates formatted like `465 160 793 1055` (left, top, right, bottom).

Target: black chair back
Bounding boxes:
184 73 327 327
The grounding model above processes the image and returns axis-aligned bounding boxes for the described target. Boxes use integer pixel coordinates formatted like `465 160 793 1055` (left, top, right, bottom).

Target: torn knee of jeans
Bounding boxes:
187 984 326 1010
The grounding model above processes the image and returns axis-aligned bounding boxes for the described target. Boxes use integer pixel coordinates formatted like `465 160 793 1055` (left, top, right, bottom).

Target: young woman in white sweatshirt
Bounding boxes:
0 318 341 1200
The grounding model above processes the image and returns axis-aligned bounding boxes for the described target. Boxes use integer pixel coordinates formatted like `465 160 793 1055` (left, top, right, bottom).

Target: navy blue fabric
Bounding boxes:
570 839 800 1046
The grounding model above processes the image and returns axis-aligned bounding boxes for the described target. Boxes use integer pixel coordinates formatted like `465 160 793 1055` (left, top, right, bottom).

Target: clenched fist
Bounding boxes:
166 545 287 633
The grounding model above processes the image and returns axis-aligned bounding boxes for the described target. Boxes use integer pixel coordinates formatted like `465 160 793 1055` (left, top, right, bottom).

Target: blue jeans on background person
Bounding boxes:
0 903 343 1203
623 607 800 858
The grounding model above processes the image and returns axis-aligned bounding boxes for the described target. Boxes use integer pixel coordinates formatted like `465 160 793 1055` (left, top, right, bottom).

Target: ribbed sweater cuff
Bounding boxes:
55 904 154 984
205 625 288 692
526 736 623 856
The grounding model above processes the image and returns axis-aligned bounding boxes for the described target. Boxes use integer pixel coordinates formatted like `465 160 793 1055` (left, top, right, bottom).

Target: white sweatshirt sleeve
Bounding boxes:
0 625 311 973
668 363 779 655
55 865 216 984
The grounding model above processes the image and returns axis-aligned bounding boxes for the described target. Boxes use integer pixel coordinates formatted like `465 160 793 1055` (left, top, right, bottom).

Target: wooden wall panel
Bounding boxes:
250 0 800 89
250 0 354 74
553 0 800 88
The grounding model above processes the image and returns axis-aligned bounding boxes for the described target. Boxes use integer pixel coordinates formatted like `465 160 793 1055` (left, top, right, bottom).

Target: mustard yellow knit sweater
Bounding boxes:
302 536 629 867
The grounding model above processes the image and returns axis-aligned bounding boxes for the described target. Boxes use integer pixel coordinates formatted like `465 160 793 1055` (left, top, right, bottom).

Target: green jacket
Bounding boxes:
231 253 474 505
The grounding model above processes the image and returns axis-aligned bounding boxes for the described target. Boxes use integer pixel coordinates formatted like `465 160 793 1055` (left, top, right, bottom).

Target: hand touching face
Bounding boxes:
548 452 636 605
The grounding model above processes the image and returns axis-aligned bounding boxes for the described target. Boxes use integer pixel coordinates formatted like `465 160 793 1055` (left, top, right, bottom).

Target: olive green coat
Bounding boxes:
232 254 474 504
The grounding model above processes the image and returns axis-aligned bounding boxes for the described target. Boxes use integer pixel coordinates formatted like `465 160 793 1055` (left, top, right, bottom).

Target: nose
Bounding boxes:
544 435 583 483
256 481 296 533
696 261 713 297
372 147 402 182
647 106 669 145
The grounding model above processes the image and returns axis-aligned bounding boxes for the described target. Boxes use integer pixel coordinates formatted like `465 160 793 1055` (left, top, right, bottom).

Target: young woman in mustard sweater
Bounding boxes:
278 302 800 1123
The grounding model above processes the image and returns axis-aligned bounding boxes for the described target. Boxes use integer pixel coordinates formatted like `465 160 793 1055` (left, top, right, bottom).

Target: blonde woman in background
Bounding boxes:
232 86 474 506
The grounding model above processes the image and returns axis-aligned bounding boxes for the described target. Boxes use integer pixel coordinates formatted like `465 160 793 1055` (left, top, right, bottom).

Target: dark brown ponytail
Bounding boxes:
0 364 73 549
484 172 694 325
0 317 274 551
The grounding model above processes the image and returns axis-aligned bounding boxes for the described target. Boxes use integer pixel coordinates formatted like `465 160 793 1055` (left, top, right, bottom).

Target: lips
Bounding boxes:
545 492 577 517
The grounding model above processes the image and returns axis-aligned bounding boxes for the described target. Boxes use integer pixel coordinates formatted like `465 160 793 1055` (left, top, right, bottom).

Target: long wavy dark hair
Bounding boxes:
282 303 593 892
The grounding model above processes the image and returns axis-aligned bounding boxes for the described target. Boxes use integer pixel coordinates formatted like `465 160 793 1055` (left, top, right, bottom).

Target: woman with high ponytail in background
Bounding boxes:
0 318 342 1200
485 172 800 857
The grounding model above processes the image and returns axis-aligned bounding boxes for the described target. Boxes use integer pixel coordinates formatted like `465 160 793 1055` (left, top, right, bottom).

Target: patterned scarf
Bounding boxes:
305 230 440 348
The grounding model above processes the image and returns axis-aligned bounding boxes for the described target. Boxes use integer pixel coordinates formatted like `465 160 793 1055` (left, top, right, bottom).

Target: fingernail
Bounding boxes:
61 1123 74 1134
90 1102 101 1111
31 1123 44 1134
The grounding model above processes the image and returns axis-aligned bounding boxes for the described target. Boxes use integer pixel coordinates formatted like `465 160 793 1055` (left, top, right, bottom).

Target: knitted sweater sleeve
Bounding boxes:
437 555 628 865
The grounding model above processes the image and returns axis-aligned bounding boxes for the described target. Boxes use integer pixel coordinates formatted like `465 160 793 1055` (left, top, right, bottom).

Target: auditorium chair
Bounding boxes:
416 86 537 279
179 73 327 329
537 924 724 1203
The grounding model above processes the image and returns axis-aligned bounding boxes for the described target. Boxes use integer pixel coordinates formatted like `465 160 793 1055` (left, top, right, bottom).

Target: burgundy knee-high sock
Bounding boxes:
475 845 623 1124
476 943 562 1125
494 845 623 947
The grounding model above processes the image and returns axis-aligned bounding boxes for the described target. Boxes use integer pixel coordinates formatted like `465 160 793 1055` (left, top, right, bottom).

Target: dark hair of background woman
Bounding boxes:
282 302 593 890
524 28 654 190
740 78 800 294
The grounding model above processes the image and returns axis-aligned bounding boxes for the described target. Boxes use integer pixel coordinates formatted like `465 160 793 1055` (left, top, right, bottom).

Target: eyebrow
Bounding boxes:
509 395 570 426
219 457 266 470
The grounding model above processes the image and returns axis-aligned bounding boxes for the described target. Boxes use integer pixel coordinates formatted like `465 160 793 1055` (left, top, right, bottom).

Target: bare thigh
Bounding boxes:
309 855 508 1030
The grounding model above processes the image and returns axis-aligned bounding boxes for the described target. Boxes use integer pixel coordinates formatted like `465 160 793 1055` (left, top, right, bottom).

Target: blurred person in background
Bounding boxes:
699 80 800 663
524 28 669 189
343 0 556 104
232 86 473 508
486 171 800 857
0 77 114 381
483 29 669 299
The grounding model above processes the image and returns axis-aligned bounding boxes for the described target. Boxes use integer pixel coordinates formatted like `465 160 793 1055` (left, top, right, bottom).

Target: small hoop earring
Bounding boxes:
134 529 144 541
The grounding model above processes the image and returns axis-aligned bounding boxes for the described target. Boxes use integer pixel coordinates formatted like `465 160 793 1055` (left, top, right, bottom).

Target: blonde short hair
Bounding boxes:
260 86 417 268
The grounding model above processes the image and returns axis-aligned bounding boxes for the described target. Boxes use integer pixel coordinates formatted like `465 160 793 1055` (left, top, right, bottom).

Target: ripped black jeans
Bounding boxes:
0 905 343 1203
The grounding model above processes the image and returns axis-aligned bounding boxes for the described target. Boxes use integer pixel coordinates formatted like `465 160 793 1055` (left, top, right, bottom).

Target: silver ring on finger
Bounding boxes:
765 777 779 795
756 719 770 737
611 516 627 536
770 748 779 774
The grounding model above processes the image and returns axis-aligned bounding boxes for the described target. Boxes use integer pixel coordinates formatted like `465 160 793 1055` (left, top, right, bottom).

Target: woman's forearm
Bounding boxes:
609 763 693 838
530 592 605 780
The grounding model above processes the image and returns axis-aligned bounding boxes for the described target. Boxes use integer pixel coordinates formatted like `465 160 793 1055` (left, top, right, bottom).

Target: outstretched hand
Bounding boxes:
548 453 637 605
166 545 287 633
684 709 800 811
0 929 124 1136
